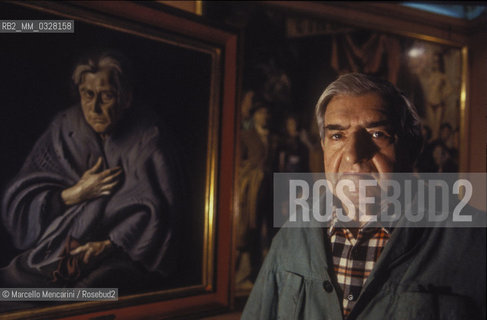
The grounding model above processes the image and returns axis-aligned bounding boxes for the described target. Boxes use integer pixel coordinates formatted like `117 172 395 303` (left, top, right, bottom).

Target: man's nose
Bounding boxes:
342 130 377 166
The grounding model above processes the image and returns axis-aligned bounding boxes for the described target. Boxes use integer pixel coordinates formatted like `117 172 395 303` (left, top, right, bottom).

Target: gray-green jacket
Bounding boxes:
242 226 485 319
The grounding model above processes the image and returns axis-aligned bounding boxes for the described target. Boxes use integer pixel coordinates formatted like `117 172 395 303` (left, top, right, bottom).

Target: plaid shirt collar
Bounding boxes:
327 205 393 237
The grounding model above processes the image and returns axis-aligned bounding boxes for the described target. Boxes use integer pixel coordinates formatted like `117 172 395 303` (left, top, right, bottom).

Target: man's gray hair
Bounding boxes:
315 73 423 165
72 51 132 107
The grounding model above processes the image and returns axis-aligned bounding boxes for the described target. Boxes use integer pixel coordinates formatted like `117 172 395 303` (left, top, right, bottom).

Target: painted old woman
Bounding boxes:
1 52 179 290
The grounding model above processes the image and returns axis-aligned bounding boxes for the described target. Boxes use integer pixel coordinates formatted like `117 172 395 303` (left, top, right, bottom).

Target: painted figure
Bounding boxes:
277 115 309 173
1 52 179 290
236 102 277 289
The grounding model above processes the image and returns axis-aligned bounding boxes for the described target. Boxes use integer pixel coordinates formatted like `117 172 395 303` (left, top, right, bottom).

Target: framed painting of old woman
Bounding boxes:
0 1 237 319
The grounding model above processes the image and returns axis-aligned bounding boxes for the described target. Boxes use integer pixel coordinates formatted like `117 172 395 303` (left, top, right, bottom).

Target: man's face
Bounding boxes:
322 93 398 174
79 69 122 135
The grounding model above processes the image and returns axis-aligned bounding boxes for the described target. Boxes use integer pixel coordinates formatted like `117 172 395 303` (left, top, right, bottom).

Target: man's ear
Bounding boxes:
321 138 325 151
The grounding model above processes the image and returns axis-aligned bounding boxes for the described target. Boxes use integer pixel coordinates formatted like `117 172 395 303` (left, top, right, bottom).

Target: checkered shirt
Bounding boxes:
328 221 391 318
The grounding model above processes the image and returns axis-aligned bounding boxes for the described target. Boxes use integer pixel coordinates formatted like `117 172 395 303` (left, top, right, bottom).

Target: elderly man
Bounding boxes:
1 52 178 289
242 73 485 319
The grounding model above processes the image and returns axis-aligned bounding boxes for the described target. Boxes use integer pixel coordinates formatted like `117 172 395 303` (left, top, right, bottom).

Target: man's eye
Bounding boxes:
372 131 385 138
372 130 392 139
371 130 394 142
330 133 343 140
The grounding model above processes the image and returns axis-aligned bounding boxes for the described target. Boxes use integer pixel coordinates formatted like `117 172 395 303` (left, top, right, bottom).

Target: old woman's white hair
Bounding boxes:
72 51 132 108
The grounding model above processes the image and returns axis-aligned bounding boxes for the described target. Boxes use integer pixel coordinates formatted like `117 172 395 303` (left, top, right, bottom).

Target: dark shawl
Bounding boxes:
2 105 178 277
